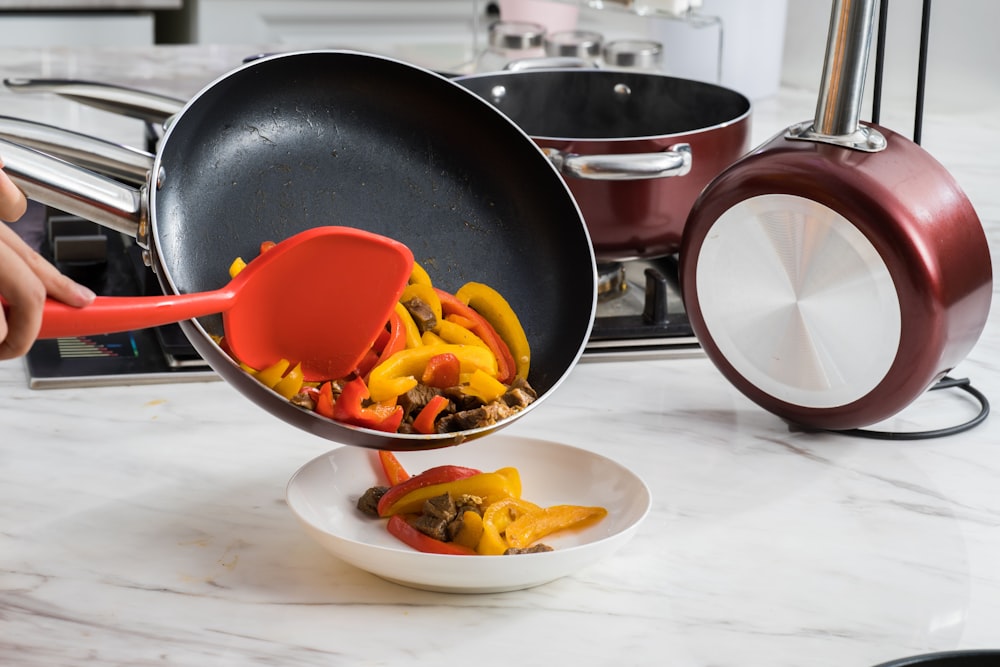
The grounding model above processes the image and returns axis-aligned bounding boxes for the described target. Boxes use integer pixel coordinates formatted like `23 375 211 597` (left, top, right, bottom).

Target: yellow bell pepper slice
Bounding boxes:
421 330 446 346
368 344 498 402
435 319 490 350
463 368 508 403
455 281 531 379
380 467 522 517
394 302 423 349
505 504 608 549
255 358 290 389
409 261 433 286
273 363 304 400
451 511 485 550
228 256 247 278
477 496 543 555
400 282 442 328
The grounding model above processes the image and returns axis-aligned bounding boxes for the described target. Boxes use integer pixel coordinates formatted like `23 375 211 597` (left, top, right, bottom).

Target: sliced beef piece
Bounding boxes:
508 376 537 396
398 384 444 419
290 390 317 411
412 513 451 542
437 401 518 432
414 494 461 542
442 386 485 412
422 493 457 521
403 297 437 333
502 386 536 410
356 486 388 517
504 544 554 555
453 494 484 517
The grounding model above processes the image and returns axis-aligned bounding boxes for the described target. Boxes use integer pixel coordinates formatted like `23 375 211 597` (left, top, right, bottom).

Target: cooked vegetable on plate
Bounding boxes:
357 452 608 556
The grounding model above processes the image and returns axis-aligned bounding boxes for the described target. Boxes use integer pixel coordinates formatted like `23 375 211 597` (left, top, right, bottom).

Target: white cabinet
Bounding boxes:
180 0 482 68
0 12 156 46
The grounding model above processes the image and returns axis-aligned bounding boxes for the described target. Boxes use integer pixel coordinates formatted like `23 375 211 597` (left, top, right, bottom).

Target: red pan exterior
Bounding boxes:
537 120 751 260
680 123 993 430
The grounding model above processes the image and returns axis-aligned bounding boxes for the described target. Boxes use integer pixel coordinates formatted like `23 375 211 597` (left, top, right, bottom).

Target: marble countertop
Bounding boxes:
1 45 999 666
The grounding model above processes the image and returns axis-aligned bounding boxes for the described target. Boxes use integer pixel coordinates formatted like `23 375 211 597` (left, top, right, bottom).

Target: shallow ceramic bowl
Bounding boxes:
286 435 651 594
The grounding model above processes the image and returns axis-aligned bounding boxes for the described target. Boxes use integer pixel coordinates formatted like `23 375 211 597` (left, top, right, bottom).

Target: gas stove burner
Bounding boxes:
597 261 628 301
584 255 701 361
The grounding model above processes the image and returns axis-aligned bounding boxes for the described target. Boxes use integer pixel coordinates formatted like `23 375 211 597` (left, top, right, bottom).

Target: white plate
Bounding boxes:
286 435 651 594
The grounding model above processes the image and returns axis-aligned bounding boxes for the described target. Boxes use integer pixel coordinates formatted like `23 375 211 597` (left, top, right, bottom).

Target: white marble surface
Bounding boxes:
1 45 999 666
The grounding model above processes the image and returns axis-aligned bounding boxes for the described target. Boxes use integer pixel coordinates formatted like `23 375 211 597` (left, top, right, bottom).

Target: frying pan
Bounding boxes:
679 0 992 430
0 50 597 450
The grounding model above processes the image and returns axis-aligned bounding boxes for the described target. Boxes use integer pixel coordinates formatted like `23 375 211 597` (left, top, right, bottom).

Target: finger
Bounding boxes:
0 233 46 360
0 221 95 308
0 163 28 222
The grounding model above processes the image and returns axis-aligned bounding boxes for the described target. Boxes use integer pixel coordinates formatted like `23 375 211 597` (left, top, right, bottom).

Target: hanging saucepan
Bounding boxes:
454 68 752 260
0 49 597 450
678 0 992 430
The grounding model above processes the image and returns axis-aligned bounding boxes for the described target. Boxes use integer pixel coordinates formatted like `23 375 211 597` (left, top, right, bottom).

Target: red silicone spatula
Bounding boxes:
31 226 414 381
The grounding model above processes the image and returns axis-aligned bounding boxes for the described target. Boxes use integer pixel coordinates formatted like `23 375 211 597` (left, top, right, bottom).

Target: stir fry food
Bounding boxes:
220 241 538 434
357 452 608 556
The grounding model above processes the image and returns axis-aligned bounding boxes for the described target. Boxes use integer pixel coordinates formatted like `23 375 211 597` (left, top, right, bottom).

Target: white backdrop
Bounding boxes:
782 0 1000 115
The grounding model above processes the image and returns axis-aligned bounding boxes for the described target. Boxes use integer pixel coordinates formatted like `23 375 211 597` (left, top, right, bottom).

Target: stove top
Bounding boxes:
582 255 702 362
16 203 218 389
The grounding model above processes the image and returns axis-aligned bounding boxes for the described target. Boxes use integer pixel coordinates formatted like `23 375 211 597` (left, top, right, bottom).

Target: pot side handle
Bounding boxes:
0 137 143 240
544 142 692 181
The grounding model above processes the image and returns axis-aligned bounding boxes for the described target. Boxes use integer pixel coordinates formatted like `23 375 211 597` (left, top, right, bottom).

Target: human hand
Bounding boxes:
0 163 96 360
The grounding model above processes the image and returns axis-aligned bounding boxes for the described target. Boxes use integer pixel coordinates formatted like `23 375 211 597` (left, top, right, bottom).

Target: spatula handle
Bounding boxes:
28 292 233 339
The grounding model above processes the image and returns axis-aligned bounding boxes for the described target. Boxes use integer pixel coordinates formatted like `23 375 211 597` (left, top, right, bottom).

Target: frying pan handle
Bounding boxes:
0 137 144 240
0 115 154 185
3 78 185 126
543 143 692 181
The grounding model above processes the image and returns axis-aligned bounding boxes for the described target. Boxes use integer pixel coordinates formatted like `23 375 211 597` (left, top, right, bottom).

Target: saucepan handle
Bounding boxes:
543 143 692 181
0 115 154 185
0 137 144 241
3 78 185 126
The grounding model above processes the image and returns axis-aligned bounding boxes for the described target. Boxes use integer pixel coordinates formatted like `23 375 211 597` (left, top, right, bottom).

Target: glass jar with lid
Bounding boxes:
475 21 547 73
602 39 665 72
544 29 604 66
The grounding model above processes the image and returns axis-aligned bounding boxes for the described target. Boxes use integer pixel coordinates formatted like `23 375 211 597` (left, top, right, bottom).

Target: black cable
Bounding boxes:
871 0 889 124
913 0 932 144
828 376 990 440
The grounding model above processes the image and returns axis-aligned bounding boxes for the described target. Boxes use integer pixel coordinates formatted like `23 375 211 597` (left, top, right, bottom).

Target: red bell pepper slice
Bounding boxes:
378 451 410 486
420 352 460 388
362 310 406 381
381 310 407 359
314 381 336 419
412 394 450 434
376 463 481 517
435 288 516 383
386 515 477 556
332 376 404 432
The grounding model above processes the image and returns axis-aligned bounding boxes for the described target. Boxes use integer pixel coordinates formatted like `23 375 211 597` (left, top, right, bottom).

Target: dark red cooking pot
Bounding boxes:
455 68 752 260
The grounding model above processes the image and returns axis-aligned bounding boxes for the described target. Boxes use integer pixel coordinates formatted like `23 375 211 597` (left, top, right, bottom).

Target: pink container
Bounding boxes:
497 0 580 33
